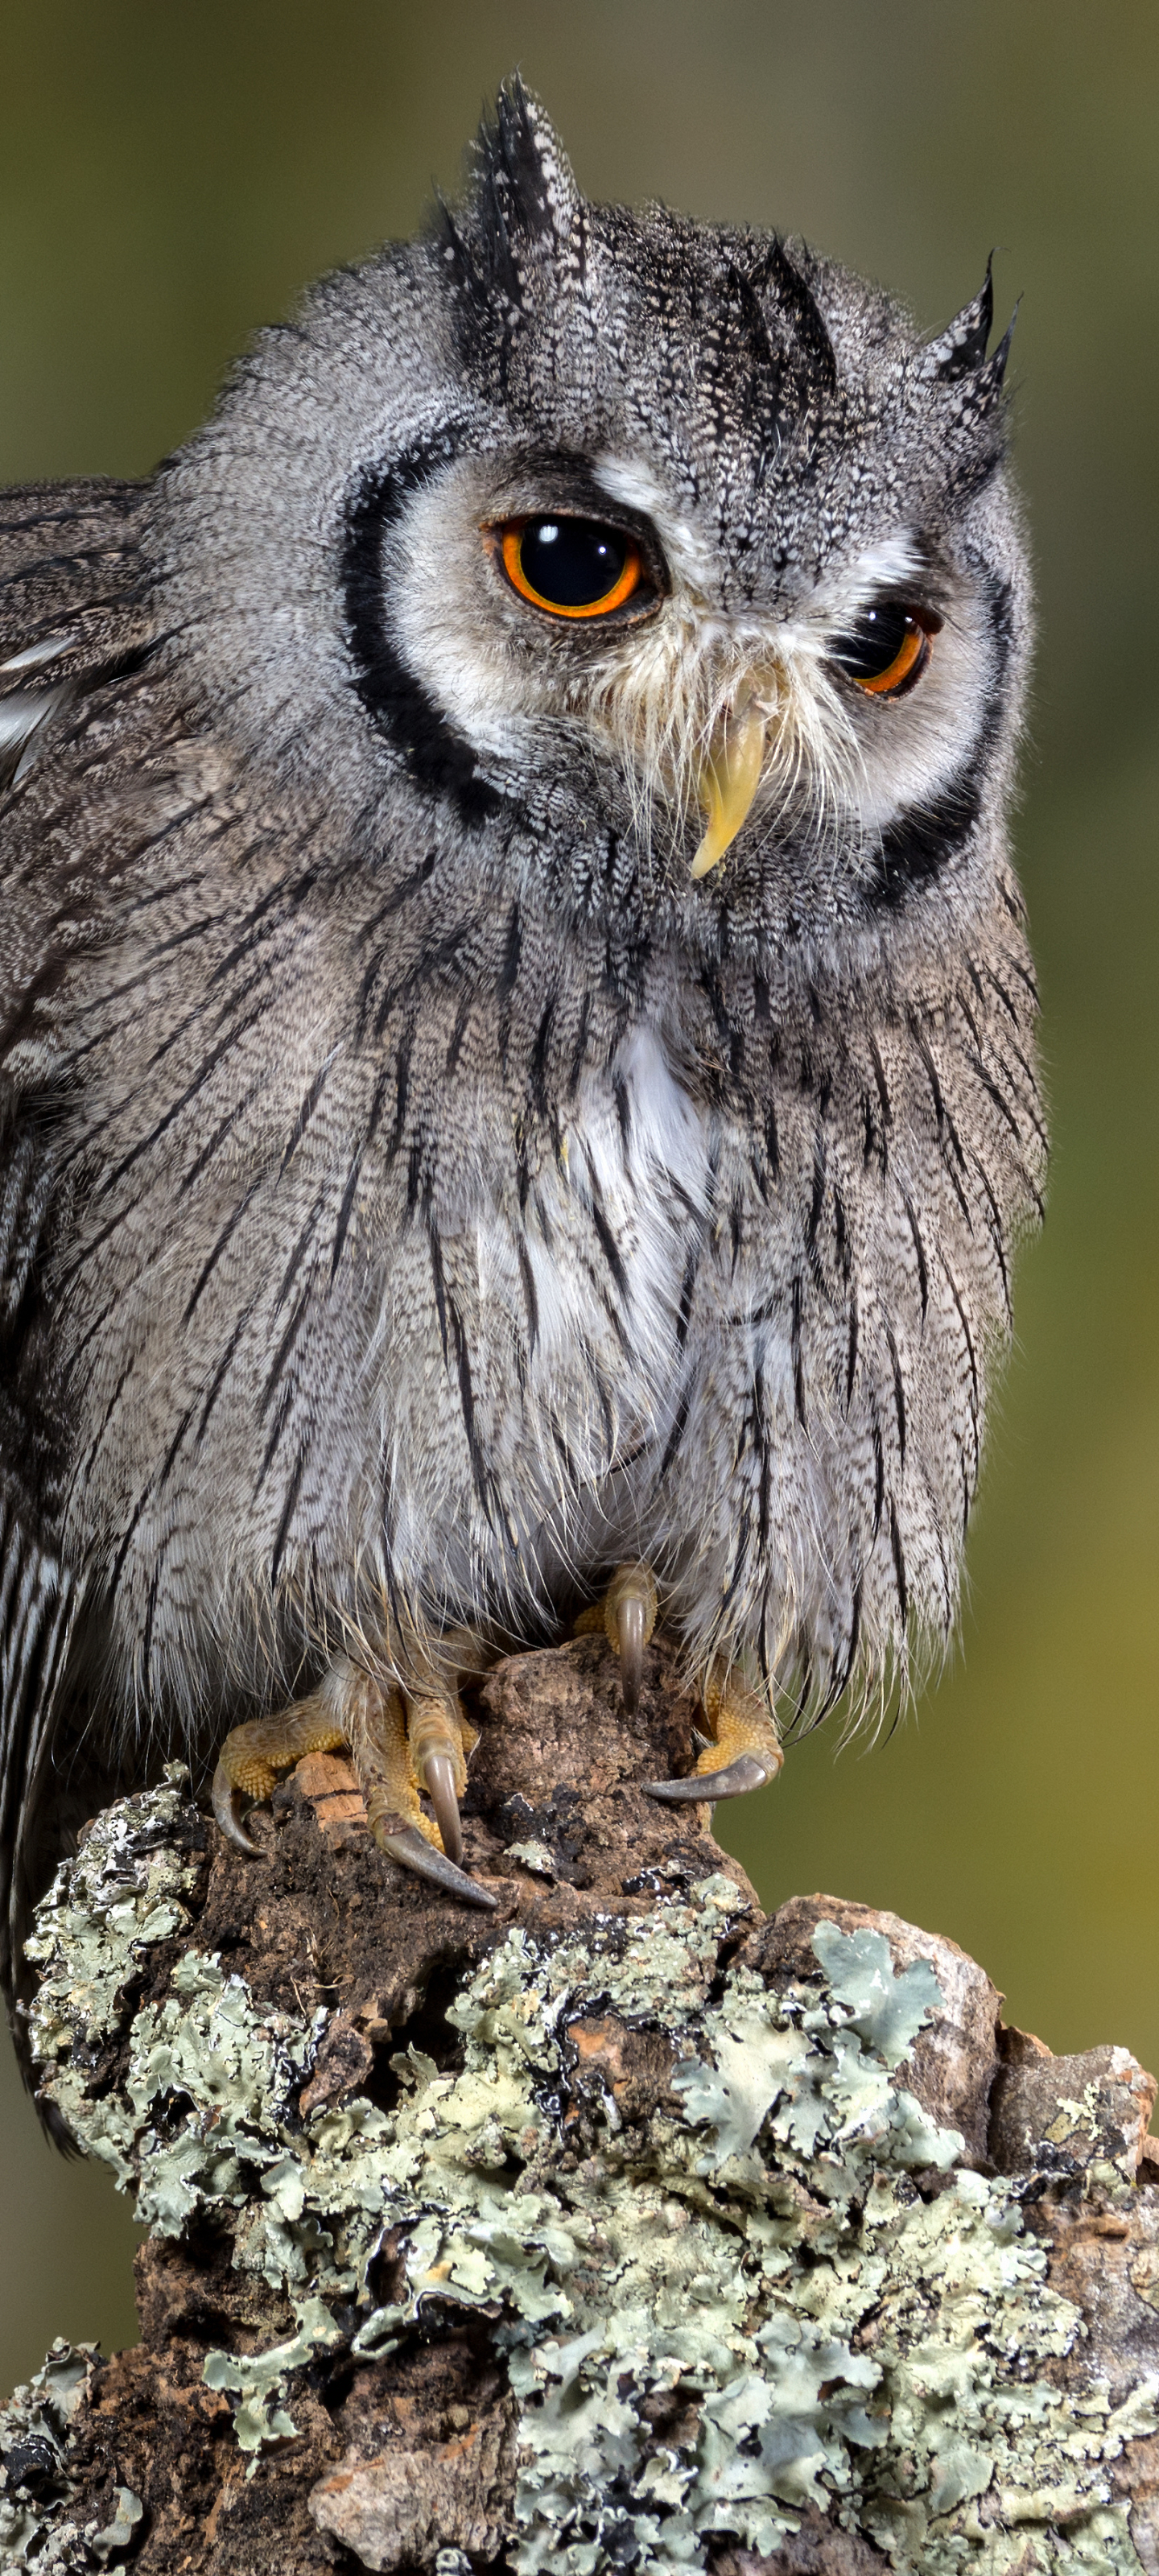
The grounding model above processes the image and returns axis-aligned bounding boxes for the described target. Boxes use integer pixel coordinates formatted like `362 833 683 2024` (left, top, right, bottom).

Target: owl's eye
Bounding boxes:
497 517 645 619
829 604 939 699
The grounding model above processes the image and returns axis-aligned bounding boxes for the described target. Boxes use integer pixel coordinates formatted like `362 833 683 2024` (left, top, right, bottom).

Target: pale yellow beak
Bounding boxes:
690 700 767 881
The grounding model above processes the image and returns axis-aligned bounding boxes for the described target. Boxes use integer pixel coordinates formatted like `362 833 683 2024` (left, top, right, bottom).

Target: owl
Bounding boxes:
0 81 1043 2023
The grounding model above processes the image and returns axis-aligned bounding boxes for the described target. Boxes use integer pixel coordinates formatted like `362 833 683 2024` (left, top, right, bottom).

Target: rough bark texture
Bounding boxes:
2 1633 1158 2575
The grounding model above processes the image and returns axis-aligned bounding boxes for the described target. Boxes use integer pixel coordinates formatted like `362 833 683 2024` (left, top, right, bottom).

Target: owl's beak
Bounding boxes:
690 699 766 880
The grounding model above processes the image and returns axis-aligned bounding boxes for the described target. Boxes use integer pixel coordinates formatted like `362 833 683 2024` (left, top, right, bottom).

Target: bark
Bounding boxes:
2 1632 1158 2576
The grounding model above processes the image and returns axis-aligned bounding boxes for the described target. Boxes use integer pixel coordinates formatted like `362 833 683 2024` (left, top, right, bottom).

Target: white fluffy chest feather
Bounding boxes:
514 1022 712 1468
378 1026 716 1601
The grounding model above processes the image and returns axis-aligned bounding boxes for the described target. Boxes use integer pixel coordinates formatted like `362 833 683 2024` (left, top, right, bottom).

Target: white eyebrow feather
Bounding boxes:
592 452 720 597
805 530 928 629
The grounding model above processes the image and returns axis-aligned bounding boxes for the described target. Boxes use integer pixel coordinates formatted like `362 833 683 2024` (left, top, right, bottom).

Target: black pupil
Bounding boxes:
831 602 912 679
520 518 629 608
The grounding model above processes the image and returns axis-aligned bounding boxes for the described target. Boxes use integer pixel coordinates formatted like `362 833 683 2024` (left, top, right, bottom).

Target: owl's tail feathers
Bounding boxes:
645 1664 783 1805
573 1561 658 1716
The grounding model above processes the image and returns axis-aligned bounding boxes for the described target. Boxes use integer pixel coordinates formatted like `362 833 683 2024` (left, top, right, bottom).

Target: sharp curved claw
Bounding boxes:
643 1752 775 1803
614 1591 648 1717
421 1750 464 1866
212 1758 265 1856
375 1821 499 1911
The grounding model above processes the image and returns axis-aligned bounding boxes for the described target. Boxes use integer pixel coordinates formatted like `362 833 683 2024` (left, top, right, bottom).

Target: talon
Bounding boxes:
644 1664 782 1806
613 1592 647 1715
369 1808 498 1911
404 1688 470 1863
645 1752 774 1803
212 1758 265 1855
209 1648 499 1913
603 1562 658 1716
421 1749 463 1866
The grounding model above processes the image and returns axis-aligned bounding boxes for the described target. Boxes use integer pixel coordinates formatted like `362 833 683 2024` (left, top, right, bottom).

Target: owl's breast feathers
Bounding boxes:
2 641 1041 1739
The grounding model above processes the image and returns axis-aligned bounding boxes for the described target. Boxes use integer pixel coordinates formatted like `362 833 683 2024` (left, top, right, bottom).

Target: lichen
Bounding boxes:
0 2342 102 2571
202 2296 345 2462
20 1780 1159 2573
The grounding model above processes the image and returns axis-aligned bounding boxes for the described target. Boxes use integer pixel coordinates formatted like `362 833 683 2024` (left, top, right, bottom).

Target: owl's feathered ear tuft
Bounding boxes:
760 237 839 398
481 78 582 260
973 305 1017 411
923 256 1017 407
918 258 1017 472
926 256 996 383
435 76 581 328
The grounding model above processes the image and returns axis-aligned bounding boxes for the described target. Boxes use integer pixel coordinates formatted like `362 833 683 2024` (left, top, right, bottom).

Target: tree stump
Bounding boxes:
2 1633 1158 2574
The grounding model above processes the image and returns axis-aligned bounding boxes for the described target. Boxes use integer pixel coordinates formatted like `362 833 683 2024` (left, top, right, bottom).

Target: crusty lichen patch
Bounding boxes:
0 2339 144 2572
20 1778 1159 2572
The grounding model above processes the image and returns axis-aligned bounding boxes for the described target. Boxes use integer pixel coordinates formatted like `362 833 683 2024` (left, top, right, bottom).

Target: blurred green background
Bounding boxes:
1 0 1156 2393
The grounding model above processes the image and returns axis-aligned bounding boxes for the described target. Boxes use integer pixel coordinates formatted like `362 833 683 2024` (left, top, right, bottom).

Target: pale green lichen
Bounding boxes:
0 2342 101 2571
24 1764 200 2079
202 2295 345 2460
0 2339 144 2568
19 1781 1159 2573
89 2487 144 2565
506 1839 557 1878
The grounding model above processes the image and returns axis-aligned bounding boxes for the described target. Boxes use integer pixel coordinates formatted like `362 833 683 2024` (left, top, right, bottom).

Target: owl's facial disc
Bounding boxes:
381 448 992 898
687 603 943 876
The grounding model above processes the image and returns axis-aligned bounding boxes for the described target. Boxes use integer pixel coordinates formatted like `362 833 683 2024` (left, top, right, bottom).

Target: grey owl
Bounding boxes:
0 81 1044 2021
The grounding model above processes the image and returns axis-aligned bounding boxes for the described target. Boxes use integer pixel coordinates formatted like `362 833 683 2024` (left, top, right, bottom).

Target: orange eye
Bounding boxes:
830 605 937 698
497 516 644 619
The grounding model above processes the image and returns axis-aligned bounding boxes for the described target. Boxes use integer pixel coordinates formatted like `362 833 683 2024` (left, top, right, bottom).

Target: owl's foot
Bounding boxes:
358 1669 497 1911
645 1662 783 1803
574 1561 659 1715
212 1693 350 1854
212 1646 498 1911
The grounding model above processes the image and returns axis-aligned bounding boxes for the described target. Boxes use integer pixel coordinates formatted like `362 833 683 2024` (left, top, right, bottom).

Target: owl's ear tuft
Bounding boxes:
974 303 1017 404
438 77 581 325
759 237 839 398
484 77 581 255
924 256 1003 384
919 259 1017 477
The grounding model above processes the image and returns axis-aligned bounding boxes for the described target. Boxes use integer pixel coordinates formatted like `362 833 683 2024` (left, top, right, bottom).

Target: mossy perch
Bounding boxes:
2 1636 1158 2574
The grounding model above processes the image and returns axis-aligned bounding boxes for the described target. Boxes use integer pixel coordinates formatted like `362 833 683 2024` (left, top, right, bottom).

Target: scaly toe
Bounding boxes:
404 1686 472 1864
212 1698 350 1856
644 1664 782 1806
348 1666 496 1905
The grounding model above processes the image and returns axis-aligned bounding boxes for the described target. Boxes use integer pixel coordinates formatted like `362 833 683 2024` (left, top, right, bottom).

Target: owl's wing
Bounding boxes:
1 475 151 670
0 477 156 2038
2 474 155 997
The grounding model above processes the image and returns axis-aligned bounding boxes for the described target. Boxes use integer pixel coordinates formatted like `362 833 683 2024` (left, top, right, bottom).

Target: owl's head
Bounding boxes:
164 80 1026 974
